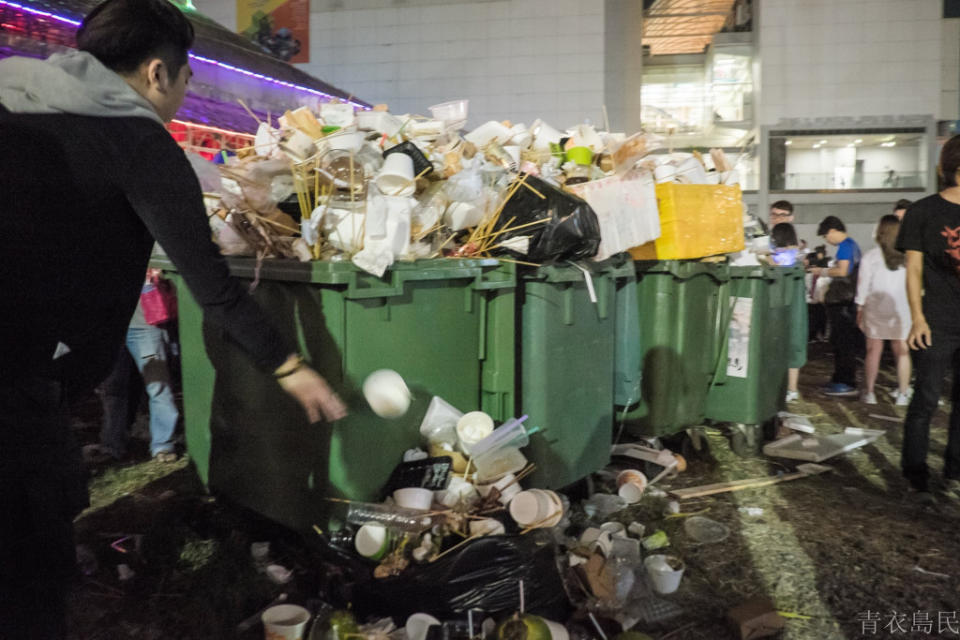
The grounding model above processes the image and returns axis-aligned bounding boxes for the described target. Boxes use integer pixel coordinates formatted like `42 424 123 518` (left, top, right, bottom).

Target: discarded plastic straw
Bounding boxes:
468 610 474 638
519 579 525 614
588 613 608 640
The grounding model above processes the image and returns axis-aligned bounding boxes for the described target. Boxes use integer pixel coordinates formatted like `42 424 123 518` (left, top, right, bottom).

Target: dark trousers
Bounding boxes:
0 378 88 640
902 330 960 490
826 302 860 386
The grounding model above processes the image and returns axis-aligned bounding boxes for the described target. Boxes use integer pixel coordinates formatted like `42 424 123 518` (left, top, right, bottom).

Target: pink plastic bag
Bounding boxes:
140 274 177 325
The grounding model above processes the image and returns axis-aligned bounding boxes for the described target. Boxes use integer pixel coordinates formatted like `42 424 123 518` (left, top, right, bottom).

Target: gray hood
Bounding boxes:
0 50 163 125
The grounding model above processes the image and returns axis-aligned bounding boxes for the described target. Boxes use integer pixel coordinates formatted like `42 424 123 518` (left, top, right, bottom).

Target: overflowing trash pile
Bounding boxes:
235 370 726 640
196 99 746 276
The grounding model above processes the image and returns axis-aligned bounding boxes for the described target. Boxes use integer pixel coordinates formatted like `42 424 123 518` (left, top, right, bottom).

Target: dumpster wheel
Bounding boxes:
728 423 761 457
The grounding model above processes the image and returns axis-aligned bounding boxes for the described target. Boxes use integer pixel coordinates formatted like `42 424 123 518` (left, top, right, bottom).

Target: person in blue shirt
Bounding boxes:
809 216 863 396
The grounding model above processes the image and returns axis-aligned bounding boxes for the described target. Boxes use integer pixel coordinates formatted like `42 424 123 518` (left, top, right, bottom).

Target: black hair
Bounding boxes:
771 222 798 249
77 0 194 80
817 215 846 235
770 200 794 214
940 135 960 188
894 199 912 212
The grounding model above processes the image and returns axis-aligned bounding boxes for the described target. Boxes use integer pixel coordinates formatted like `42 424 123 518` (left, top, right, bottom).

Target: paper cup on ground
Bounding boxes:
374 152 415 196
393 488 434 511
261 604 310 640
617 469 648 504
406 613 441 640
644 554 685 594
456 411 494 454
509 490 551 526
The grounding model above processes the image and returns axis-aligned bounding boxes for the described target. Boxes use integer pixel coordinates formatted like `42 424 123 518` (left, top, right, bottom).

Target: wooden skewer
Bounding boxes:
477 217 551 246
237 99 263 127
520 508 561 535
496 258 541 267
247 212 301 235
519 179 546 199
430 232 458 258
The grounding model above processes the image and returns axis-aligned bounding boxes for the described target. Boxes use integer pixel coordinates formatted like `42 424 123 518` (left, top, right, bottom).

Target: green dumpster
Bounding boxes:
155 257 515 534
705 265 795 426
621 261 731 437
786 267 808 371
509 258 636 489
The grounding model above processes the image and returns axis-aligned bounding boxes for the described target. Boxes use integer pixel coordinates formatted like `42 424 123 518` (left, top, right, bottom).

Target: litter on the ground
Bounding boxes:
762 427 884 462
669 464 832 499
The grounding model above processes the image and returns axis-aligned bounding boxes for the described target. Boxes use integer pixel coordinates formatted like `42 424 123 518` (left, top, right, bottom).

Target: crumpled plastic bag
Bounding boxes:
323 535 569 622
492 175 600 263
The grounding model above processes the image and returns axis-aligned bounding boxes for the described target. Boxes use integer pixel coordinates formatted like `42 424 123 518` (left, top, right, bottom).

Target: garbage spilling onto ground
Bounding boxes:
198 98 746 275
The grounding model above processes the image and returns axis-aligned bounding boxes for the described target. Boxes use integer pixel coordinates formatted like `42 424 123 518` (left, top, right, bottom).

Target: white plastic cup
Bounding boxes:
542 619 569 640
654 164 677 183
354 523 392 560
616 469 648 504
644 554 685 594
419 396 463 445
325 130 364 153
443 201 484 231
530 119 564 150
429 99 469 124
393 487 434 511
261 604 311 640
357 111 404 137
375 152 416 196
456 411 494 454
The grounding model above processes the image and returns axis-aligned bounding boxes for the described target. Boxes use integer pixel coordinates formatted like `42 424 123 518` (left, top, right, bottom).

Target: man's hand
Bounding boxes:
856 306 864 331
277 365 348 423
907 317 932 350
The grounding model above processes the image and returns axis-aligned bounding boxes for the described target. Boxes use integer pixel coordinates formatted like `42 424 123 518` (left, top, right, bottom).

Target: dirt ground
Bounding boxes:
64 343 960 640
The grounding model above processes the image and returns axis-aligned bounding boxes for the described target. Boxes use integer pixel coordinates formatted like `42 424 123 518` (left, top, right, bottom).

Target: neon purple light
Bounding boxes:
0 0 80 26
0 0 368 109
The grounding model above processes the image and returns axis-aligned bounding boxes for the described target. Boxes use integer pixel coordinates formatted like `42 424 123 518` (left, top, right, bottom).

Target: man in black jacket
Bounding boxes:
0 1 346 636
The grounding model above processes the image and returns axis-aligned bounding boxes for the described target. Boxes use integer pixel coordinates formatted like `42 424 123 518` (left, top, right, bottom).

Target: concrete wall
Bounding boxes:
196 0 615 129
757 0 953 125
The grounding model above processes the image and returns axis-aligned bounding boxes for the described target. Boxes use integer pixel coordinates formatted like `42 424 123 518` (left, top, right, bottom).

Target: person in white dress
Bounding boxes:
856 214 912 405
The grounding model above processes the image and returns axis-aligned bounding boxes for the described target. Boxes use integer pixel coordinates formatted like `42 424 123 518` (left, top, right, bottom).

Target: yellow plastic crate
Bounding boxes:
629 183 745 260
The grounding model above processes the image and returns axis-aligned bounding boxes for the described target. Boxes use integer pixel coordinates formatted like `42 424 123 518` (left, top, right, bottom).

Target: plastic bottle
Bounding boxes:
345 501 435 533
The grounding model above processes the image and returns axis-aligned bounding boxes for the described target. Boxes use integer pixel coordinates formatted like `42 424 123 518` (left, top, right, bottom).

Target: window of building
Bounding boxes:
768 129 927 192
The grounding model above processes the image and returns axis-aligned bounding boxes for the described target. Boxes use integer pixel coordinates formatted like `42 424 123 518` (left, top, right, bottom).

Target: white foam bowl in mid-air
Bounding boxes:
363 369 412 418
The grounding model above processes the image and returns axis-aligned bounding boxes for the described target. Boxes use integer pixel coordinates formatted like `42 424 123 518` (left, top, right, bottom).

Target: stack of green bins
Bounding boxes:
620 261 732 438
154 256 515 534
705 265 798 429
505 258 636 489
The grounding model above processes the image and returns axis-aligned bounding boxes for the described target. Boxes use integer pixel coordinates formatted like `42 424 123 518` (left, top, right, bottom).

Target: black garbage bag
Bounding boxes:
319 534 569 622
492 175 600 263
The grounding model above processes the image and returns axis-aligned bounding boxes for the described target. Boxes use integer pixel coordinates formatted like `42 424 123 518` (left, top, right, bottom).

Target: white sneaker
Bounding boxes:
894 391 911 407
785 390 800 403
861 392 877 405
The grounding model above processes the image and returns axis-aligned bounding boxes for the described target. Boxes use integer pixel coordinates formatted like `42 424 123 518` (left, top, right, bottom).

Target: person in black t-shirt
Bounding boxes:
0 1 346 637
896 134 960 502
